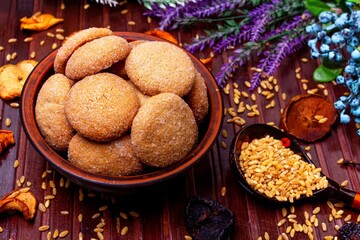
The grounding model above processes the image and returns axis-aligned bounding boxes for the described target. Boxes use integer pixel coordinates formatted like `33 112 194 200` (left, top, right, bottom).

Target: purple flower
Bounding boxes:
249 0 281 41
250 34 308 90
213 24 252 54
216 43 260 87
188 0 245 18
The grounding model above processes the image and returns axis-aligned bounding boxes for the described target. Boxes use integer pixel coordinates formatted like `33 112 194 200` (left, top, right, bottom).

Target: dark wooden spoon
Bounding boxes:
229 123 360 209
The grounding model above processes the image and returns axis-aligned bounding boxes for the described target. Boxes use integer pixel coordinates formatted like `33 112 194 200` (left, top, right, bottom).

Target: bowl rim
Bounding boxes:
20 31 223 191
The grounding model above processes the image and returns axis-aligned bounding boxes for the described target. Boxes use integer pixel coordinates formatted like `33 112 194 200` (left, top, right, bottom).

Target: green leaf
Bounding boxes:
348 0 360 3
304 0 331 16
313 64 343 82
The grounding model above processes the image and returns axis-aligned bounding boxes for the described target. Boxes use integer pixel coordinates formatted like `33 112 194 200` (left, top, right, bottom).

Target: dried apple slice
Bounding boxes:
144 30 178 45
280 94 337 142
0 188 38 220
0 130 15 153
0 198 31 220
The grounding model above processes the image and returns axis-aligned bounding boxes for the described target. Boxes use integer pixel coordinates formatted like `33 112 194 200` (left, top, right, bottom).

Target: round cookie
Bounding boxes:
184 70 209 123
65 35 131 80
68 133 144 176
131 93 198 168
54 27 113 74
65 73 140 142
125 41 195 97
35 73 75 152
106 40 148 79
128 81 150 106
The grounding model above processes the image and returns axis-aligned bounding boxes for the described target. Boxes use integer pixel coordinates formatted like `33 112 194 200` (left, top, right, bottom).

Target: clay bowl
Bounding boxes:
20 32 223 194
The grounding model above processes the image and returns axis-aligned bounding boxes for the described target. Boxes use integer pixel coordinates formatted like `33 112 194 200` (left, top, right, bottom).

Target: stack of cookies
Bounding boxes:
35 27 209 177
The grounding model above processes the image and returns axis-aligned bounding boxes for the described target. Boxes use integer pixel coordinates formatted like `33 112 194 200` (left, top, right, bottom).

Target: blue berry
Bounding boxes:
340 96 348 101
351 105 360 117
331 32 345 44
320 44 330 53
346 79 354 89
351 49 360 60
339 13 349 20
350 37 359 46
334 100 346 110
334 52 343 62
355 117 360 123
345 65 356 75
350 98 360 107
307 39 317 48
305 25 314 33
335 17 346 28
351 81 360 94
319 11 333 24
311 50 320 59
347 45 354 53
316 31 327 40
341 28 352 38
312 23 322 32
357 129 360 137
340 113 351 124
306 24 322 33
323 36 332 45
336 75 346 84
328 51 336 60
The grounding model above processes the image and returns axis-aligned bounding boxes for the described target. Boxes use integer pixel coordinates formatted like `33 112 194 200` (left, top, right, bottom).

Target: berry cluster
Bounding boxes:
306 2 360 136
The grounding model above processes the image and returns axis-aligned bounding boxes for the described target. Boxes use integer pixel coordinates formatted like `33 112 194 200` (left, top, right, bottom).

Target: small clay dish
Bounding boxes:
20 32 223 194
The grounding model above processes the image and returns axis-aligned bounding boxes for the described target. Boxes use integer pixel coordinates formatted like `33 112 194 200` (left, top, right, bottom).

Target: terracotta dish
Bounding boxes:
20 32 223 193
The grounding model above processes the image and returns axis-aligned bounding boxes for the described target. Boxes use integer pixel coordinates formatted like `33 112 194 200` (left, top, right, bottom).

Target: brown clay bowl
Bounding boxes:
20 32 223 194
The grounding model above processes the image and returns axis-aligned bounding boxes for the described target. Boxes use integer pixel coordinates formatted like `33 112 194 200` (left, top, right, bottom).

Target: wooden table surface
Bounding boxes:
1 1 360 239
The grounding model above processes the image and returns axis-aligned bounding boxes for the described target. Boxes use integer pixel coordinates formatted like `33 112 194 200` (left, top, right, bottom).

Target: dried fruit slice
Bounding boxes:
144 29 178 44
0 60 37 100
0 188 38 220
20 13 63 31
185 197 234 240
0 130 15 153
281 94 337 142
4 189 38 220
0 198 30 220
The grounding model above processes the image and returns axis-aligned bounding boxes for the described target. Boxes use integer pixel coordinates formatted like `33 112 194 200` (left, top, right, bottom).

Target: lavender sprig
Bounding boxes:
144 0 251 30
185 19 249 53
216 42 263 88
250 32 308 90
212 26 252 54
186 0 245 18
249 1 279 41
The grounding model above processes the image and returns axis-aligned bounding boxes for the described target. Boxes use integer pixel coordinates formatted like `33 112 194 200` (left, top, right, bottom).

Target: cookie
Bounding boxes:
125 41 195 97
54 27 113 74
131 93 198 167
65 35 130 80
65 73 140 142
68 133 144 176
184 70 209 123
35 73 75 152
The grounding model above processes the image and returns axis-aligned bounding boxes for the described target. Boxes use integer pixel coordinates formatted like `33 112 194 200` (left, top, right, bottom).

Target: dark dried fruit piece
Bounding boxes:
280 94 337 142
185 197 234 240
338 222 360 240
